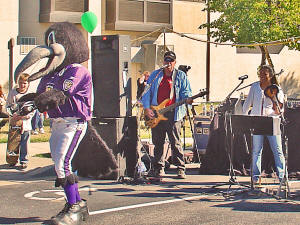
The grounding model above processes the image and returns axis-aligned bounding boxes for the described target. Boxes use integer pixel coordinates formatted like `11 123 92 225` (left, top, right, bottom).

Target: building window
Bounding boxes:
106 0 173 31
19 37 36 55
178 0 205 2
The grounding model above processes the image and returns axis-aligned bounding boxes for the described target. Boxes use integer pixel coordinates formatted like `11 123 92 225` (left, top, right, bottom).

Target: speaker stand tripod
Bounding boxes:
185 104 201 168
276 119 290 199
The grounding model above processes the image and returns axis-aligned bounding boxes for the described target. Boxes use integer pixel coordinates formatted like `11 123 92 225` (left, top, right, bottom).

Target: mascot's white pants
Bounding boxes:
50 117 87 178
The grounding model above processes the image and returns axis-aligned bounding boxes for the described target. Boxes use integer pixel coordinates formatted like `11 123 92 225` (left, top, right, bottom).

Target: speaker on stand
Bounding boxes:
91 35 138 180
91 35 132 118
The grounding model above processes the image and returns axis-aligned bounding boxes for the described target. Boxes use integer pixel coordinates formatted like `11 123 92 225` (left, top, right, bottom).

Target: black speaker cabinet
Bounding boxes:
92 116 138 179
91 35 132 118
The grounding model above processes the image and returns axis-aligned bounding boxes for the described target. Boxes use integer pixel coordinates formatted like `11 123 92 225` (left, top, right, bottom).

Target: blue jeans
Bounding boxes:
252 134 285 181
32 110 44 131
19 131 30 164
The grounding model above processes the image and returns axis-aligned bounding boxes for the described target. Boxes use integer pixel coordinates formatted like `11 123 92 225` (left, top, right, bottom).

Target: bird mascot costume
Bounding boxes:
15 22 118 225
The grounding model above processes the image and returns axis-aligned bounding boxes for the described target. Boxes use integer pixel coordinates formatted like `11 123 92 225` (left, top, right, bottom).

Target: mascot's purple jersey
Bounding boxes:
37 63 92 121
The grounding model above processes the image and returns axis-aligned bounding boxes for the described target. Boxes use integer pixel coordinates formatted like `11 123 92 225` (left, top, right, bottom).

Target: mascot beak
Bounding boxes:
14 43 66 82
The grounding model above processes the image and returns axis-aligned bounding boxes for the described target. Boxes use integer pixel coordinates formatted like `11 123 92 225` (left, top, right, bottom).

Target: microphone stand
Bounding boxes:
132 67 165 178
185 103 201 168
236 82 256 92
225 78 247 101
220 78 247 115
223 78 247 184
214 77 251 196
272 98 290 199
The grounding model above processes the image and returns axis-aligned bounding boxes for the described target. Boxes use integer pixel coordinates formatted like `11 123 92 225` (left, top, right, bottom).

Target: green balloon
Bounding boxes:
81 11 98 33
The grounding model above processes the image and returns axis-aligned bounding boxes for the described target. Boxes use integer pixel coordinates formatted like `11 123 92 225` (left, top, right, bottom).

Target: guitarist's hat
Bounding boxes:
164 51 176 62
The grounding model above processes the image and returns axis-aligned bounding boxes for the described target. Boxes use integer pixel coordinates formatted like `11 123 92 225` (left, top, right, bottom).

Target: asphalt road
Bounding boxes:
1 166 300 225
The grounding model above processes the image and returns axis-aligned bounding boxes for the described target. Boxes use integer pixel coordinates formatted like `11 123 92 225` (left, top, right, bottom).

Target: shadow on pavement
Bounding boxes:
212 199 300 212
0 216 44 224
0 164 56 182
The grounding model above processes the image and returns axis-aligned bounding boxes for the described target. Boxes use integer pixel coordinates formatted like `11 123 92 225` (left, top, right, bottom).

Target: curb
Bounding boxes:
26 164 56 178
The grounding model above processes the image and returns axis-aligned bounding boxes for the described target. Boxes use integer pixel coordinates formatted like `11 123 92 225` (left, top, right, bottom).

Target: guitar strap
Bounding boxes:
169 69 177 102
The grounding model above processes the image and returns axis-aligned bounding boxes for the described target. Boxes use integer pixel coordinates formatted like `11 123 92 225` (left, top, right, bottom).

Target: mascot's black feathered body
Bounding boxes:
15 22 117 225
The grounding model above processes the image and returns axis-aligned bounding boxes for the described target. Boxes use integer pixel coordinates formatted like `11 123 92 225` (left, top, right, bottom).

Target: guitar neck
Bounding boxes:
159 99 186 114
159 92 206 114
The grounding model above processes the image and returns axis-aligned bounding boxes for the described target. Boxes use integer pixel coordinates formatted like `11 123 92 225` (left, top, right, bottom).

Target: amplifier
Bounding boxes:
193 116 211 154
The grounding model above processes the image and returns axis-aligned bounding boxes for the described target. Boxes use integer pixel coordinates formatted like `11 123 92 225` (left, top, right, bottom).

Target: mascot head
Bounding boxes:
15 22 89 82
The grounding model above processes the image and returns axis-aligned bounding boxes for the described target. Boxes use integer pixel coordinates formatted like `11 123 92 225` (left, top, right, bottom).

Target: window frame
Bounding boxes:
19 37 37 55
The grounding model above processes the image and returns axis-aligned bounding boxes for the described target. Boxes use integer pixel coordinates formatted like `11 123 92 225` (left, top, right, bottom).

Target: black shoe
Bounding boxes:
77 199 89 221
20 163 28 169
153 168 165 178
177 169 186 179
51 202 82 225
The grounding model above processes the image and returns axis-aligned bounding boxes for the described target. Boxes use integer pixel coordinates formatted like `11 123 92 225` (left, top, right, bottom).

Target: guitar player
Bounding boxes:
141 51 193 179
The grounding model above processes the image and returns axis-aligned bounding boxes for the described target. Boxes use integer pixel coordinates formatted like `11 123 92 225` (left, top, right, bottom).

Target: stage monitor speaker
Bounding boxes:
91 35 132 118
193 116 211 154
92 116 138 179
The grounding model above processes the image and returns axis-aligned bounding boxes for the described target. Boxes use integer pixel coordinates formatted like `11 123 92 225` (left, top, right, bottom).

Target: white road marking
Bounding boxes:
24 187 99 201
89 194 208 215
24 190 65 201
24 188 208 215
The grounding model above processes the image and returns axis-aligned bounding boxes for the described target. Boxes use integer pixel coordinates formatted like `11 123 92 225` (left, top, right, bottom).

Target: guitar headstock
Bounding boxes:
199 88 209 98
190 89 209 101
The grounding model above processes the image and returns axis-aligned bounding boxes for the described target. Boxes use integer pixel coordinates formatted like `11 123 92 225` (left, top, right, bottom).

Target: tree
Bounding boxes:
199 0 300 72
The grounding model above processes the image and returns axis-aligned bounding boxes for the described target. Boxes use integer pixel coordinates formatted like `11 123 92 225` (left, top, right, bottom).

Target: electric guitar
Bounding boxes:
145 90 208 128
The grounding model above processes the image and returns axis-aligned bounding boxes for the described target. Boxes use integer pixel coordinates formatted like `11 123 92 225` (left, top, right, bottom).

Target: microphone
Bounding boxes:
238 75 248 80
161 64 169 69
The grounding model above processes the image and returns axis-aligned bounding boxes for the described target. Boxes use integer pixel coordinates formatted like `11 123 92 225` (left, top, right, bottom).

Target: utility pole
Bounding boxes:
8 38 15 91
206 0 210 102
163 27 166 52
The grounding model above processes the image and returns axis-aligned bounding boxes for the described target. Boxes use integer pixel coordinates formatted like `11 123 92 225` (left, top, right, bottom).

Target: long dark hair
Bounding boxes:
0 85 3 97
259 64 279 85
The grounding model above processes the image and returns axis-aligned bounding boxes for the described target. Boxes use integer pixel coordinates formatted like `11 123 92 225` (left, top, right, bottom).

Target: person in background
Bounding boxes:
0 84 8 129
141 51 193 179
136 71 151 140
31 110 45 135
0 84 6 112
137 71 150 100
6 73 34 169
242 65 286 185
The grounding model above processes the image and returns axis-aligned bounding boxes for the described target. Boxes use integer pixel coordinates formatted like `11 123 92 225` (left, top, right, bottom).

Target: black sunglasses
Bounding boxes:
164 57 175 62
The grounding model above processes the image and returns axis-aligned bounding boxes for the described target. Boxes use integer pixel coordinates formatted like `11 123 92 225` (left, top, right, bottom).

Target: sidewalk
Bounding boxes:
0 142 54 184
0 138 194 183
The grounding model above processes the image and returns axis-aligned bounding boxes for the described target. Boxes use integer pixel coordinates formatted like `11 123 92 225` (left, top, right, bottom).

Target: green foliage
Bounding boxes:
33 153 51 158
200 0 300 50
0 120 51 143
